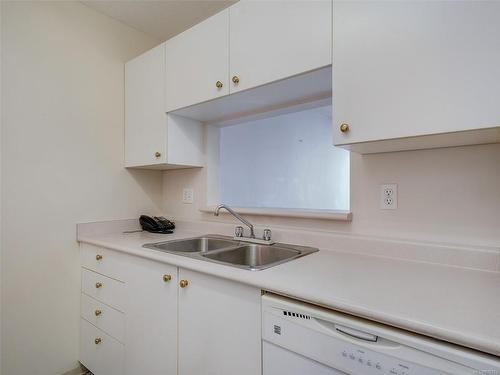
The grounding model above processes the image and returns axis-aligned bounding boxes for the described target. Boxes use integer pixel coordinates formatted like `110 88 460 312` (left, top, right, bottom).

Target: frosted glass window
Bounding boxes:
219 105 350 211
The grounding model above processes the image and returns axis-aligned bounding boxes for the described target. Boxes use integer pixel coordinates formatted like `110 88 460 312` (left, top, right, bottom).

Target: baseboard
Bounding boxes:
61 363 90 375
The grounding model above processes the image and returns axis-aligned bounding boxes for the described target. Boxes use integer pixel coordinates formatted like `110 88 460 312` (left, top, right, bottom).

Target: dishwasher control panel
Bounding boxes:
338 346 421 375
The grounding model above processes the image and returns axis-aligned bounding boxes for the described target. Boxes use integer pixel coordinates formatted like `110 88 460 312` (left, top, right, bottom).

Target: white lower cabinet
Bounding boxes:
80 318 125 375
80 243 128 282
80 244 262 375
81 268 126 312
124 257 178 375
81 293 125 343
178 268 262 375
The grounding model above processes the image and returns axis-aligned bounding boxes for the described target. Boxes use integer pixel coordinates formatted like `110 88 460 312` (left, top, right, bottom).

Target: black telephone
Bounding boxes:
139 215 175 234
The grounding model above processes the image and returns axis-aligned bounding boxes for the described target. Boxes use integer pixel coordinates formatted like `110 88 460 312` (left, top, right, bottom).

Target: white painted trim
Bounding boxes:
60 364 88 375
340 126 500 154
199 206 352 221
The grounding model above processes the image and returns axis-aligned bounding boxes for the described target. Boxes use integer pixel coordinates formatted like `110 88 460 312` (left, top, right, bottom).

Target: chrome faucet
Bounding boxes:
214 204 255 238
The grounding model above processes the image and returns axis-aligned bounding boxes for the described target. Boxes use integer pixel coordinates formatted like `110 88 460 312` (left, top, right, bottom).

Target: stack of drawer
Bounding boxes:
80 244 127 375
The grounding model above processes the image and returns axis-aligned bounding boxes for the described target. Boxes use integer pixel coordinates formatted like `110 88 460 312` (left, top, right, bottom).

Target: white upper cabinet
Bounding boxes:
229 0 332 94
125 43 204 169
165 9 230 112
333 1 500 152
125 43 167 167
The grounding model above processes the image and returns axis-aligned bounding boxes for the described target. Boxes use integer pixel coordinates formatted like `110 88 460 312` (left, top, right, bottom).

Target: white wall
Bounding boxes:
163 143 500 247
1 2 161 374
0 2 3 372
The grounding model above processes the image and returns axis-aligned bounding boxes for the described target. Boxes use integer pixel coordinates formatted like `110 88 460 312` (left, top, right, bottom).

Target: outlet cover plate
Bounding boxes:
380 184 397 210
182 188 194 204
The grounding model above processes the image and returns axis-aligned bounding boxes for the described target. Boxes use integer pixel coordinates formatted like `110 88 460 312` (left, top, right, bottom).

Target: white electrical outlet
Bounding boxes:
182 188 194 204
380 184 397 209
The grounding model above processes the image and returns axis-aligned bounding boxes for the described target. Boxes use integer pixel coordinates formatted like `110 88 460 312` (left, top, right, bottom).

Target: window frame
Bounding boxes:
202 101 352 222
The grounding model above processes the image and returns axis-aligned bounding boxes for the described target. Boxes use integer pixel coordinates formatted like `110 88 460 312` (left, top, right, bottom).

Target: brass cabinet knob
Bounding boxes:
95 309 102 316
155 151 161 158
179 279 189 288
215 81 223 89
340 123 350 133
95 254 102 261
95 282 102 289
232 76 240 84
94 337 102 345
163 274 172 282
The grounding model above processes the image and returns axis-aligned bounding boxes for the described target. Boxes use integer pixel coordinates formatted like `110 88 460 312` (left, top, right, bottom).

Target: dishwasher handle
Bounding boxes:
335 324 378 342
313 317 402 349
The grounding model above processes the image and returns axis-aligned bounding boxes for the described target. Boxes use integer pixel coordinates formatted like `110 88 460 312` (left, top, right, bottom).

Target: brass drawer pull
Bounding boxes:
95 254 102 261
94 309 102 316
179 279 189 288
94 337 102 345
163 274 172 282
95 282 102 289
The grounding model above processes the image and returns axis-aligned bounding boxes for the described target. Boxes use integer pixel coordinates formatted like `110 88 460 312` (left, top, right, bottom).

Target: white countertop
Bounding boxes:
78 228 500 357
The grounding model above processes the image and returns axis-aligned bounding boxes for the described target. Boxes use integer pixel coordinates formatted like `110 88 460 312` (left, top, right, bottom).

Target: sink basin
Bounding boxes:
143 236 238 253
202 244 315 271
143 235 318 270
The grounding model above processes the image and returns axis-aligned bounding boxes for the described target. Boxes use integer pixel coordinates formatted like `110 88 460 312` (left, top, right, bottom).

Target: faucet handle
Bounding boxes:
263 229 272 241
235 226 244 238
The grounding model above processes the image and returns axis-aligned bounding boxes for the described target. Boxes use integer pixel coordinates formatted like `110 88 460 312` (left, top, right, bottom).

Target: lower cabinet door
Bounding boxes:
124 258 178 375
80 319 124 375
178 268 262 375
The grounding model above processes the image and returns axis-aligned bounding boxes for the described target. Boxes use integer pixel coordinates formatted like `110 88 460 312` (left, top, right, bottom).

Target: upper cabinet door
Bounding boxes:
165 9 229 112
125 43 167 166
333 1 500 148
229 0 332 94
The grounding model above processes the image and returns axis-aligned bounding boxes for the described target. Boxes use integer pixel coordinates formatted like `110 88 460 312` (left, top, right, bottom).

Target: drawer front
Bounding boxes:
80 318 124 375
81 293 125 343
82 268 125 312
81 243 127 282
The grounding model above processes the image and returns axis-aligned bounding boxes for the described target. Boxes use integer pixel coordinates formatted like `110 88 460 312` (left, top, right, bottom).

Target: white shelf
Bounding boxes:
171 66 332 125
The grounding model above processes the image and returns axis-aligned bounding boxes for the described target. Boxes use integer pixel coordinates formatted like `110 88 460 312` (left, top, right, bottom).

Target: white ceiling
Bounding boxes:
81 0 236 41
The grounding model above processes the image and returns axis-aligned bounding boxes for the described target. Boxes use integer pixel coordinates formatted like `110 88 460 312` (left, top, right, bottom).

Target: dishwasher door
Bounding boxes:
264 340 345 375
262 293 500 375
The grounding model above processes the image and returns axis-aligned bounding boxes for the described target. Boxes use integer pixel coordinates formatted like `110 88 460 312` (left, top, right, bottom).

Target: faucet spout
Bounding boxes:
214 204 255 238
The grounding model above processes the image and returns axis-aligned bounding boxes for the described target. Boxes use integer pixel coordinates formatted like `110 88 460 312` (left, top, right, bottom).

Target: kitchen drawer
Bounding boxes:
80 318 124 375
82 268 125 312
81 293 125 343
81 243 127 282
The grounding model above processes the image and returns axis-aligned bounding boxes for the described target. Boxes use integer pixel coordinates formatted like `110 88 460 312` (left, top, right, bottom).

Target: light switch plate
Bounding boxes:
380 184 397 209
182 188 194 204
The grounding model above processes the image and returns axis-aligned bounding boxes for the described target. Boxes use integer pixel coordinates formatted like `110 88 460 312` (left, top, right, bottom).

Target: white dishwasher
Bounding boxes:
262 294 500 375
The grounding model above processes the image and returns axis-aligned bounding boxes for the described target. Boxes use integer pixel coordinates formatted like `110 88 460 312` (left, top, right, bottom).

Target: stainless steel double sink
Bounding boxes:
143 235 318 271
